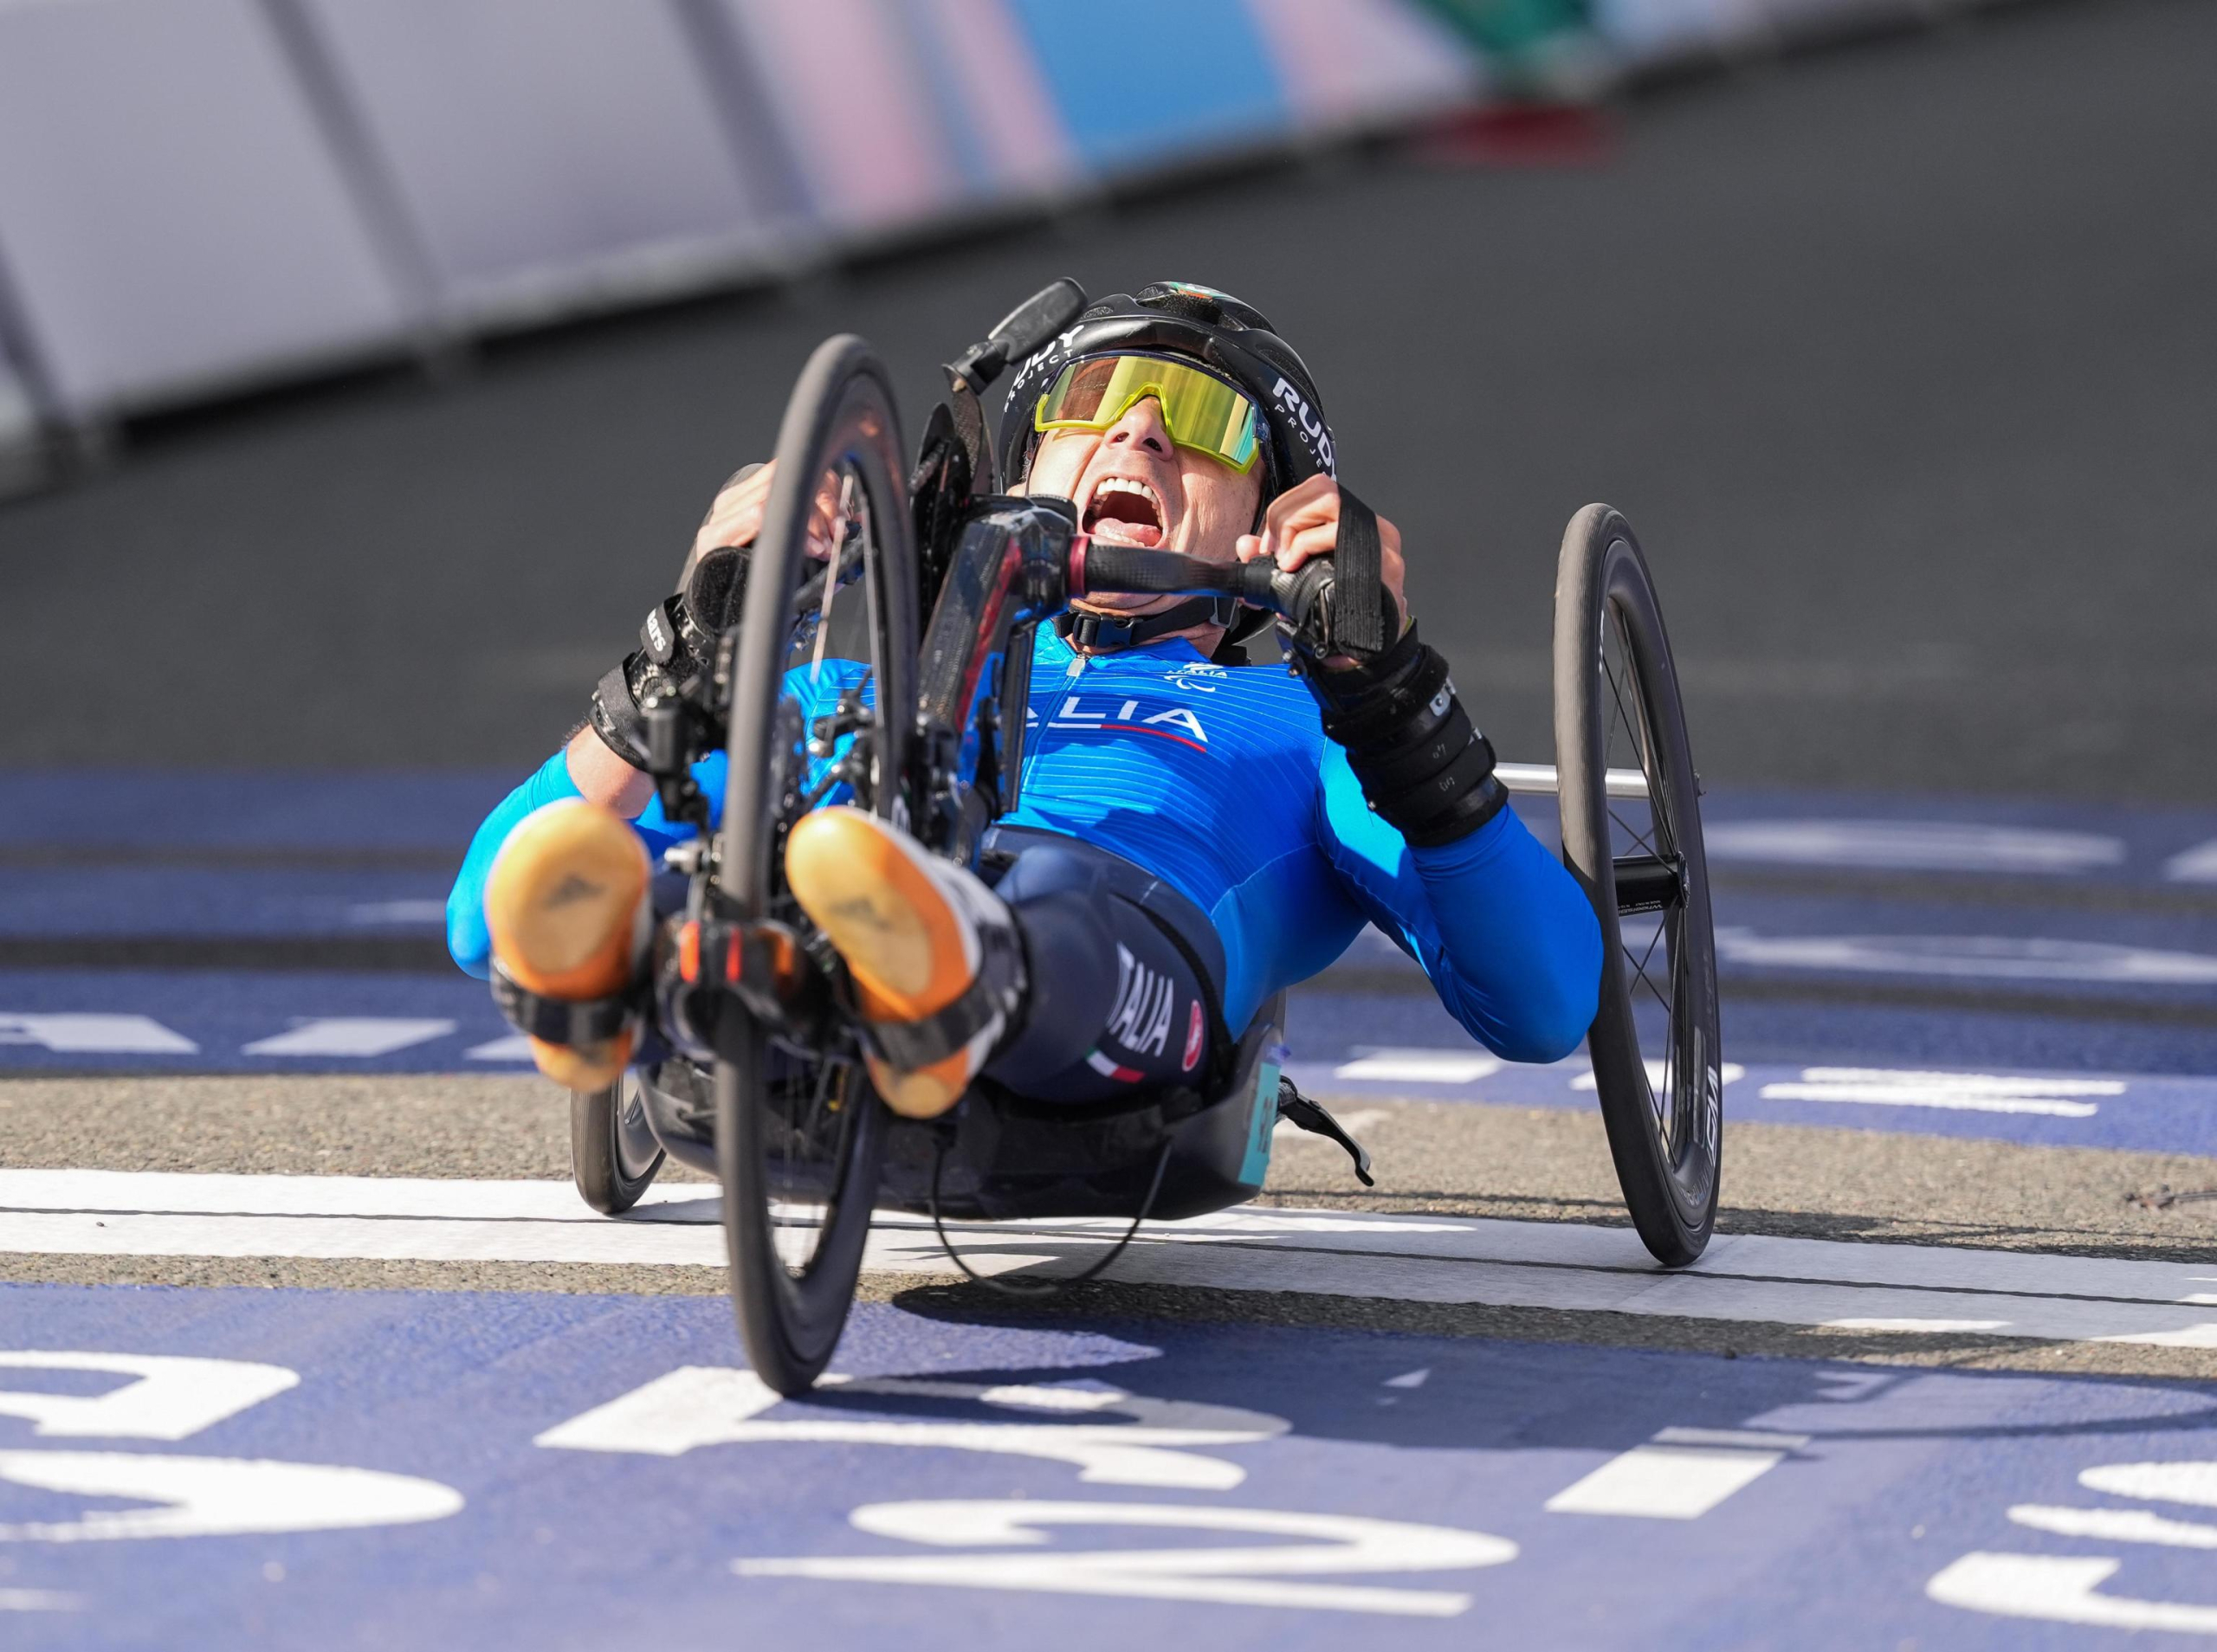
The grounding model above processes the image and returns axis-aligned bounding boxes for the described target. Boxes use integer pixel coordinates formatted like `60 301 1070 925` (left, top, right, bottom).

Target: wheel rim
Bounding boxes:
721 347 911 1302
1595 545 1719 1218
613 1076 662 1184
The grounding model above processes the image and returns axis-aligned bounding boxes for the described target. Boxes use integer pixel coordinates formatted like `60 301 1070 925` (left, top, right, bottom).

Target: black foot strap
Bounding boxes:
489 960 637 1047
1276 1079 1375 1186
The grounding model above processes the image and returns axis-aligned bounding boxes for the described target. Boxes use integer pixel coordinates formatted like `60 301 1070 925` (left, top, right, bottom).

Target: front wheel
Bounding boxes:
716 334 916 1394
1554 505 1722 1266
570 1076 663 1215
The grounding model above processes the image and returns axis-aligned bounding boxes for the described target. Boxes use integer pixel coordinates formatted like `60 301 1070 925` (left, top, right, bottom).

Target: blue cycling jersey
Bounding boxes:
449 626 1600 1062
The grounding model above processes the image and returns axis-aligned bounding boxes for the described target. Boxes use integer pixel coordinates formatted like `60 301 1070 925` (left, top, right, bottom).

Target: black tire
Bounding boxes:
1553 505 1722 1266
570 1075 664 1215
717 335 916 1394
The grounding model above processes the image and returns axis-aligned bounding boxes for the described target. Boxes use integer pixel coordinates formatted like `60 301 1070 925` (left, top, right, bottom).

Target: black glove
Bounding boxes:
1302 619 1506 847
588 544 747 770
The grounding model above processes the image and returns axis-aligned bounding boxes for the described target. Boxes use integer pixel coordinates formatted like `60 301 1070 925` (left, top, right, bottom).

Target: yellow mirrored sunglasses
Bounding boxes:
1032 353 1260 474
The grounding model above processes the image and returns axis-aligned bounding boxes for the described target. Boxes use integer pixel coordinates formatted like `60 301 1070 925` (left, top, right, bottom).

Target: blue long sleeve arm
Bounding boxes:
445 746 727 978
1315 745 1601 1062
446 752 581 978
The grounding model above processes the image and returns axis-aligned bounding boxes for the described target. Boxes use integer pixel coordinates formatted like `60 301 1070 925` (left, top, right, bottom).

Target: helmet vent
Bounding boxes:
1139 288 1229 327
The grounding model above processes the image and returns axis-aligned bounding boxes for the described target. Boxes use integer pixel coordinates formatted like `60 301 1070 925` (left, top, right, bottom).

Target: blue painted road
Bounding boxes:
6 771 2214 1155
3 1285 2215 1648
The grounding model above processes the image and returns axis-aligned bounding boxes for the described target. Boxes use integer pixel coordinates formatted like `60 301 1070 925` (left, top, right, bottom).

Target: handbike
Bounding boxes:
576 287 1722 1394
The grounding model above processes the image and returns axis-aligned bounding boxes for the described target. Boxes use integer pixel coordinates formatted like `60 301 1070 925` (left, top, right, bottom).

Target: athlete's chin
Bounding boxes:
1076 594 1173 616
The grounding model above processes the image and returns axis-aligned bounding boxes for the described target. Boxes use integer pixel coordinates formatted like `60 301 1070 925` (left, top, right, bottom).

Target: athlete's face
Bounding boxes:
1022 395 1264 615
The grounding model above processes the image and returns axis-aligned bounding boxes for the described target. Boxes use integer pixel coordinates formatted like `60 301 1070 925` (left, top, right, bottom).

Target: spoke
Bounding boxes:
1604 628 1674 853
1603 651 1646 778
1634 917 1667 983
810 470 857 683
1631 960 1673 1018
861 497 882 803
1607 805 1659 857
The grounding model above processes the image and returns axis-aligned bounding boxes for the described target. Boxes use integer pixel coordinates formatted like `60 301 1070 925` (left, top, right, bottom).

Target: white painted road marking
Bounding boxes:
7 1171 2217 1349
537 1368 1288 1491
241 1018 456 1057
463 1033 534 1062
1933 1456 2217 1632
1334 1050 1500 1084
2008 1504 2217 1548
1928 1553 2217 1635
0 1352 297 1440
735 1501 1516 1617
1757 1068 2119 1117
1572 1062 1744 1092
0 1588 81 1611
1714 929 2217 985
1544 1427 1811 1519
1704 819 2124 874
2167 838 2217 883
0 1014 196 1055
345 900 448 925
0 1452 462 1542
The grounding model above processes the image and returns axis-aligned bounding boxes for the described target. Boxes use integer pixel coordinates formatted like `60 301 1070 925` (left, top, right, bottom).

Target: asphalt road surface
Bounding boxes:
5 3 2217 1647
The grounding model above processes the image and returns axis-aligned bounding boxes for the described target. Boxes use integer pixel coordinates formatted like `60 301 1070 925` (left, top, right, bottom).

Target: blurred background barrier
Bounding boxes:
0 0 2026 487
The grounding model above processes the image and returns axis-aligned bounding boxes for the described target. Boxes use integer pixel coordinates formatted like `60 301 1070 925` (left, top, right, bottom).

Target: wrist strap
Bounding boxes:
1305 620 1507 846
589 661 652 771
1331 487 1387 656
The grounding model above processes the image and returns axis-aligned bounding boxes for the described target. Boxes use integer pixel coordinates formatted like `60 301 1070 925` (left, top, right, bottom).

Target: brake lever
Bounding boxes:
1258 559 1348 661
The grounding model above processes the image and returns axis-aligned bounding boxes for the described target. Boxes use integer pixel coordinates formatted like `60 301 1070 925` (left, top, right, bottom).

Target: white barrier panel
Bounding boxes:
0 357 36 480
899 0 1079 199
0 0 2027 430
301 0 784 325
0 0 413 416
1592 0 1759 59
1245 0 1478 130
715 0 975 231
1001 0 1294 170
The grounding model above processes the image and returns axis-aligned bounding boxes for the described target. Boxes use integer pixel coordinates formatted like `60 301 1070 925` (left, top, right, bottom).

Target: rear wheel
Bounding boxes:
717 335 916 1394
1554 505 1722 1266
570 1076 663 1215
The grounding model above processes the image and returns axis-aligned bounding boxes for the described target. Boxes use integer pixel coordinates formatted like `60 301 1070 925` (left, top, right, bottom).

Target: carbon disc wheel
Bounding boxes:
1553 504 1722 1266
716 335 916 1395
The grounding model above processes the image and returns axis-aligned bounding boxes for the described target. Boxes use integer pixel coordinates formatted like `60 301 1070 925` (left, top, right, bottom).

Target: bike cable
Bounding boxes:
925 1129 1177 1299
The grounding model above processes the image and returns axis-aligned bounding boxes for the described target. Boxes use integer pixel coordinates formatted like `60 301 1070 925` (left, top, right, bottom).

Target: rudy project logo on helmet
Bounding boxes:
1271 378 1335 475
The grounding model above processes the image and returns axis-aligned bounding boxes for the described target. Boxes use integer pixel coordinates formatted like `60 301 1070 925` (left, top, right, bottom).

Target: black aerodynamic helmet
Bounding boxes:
997 280 1336 503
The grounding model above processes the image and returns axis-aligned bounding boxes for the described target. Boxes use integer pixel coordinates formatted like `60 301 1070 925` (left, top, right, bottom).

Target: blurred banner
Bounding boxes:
0 0 2005 454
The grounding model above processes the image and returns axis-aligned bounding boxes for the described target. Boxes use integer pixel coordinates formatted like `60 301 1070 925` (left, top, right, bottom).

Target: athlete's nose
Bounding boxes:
1103 396 1173 459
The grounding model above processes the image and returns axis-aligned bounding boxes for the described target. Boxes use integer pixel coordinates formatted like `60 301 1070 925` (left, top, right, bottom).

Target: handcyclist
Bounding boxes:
448 281 1602 1120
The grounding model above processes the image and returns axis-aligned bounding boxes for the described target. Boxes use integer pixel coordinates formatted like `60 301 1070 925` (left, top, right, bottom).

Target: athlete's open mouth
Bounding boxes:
1082 475 1167 548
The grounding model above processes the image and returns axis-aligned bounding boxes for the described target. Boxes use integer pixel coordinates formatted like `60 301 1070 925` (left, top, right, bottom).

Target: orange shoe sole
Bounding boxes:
485 799 650 1091
785 806 988 1119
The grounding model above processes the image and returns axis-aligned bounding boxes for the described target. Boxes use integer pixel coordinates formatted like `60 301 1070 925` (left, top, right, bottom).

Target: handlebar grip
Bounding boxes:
1074 544 1333 642
1075 544 1245 598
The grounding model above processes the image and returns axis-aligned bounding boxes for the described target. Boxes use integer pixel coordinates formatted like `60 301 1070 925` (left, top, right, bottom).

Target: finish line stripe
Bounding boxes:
2 1170 2214 1349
